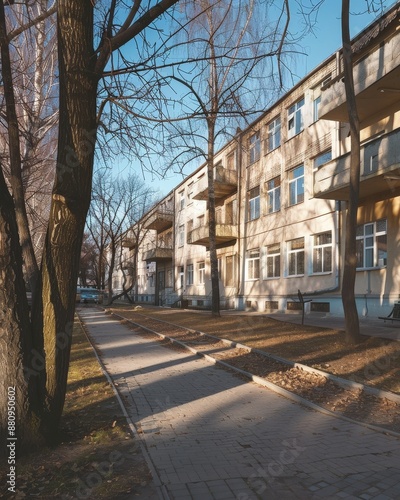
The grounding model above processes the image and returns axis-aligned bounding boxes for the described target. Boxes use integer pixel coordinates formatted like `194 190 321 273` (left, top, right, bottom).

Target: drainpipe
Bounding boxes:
236 128 245 309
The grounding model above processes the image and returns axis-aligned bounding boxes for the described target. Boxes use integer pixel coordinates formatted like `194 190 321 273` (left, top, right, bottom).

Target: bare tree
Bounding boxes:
160 0 292 315
86 170 157 305
0 1 57 296
0 0 180 449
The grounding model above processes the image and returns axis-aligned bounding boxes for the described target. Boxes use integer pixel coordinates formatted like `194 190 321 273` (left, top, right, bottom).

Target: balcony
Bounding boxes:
192 166 238 201
143 246 173 263
121 236 137 249
143 209 174 233
188 223 238 247
314 129 400 201
319 27 400 123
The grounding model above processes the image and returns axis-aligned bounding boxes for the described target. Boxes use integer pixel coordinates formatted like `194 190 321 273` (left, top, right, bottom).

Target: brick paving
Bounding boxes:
79 308 400 500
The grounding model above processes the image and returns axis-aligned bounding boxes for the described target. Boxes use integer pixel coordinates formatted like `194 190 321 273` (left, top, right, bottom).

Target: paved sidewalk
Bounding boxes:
79 308 400 500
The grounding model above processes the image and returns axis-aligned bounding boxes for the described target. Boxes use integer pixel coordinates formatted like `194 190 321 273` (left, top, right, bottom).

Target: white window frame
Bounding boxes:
288 98 304 139
179 190 185 210
249 131 261 164
267 176 281 213
267 116 281 152
246 249 260 280
287 237 305 277
288 165 304 206
266 243 280 279
178 224 185 247
248 186 260 221
187 264 194 285
313 95 321 122
356 219 387 269
312 231 332 274
198 262 205 284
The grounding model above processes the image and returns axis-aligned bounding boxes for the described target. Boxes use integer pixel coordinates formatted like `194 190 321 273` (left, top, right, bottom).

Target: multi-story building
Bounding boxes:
114 4 400 318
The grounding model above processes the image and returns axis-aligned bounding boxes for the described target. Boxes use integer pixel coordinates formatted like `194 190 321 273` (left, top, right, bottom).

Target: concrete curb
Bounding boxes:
76 312 171 500
111 311 400 440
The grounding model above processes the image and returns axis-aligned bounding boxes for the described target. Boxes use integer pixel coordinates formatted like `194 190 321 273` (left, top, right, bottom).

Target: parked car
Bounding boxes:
77 287 100 303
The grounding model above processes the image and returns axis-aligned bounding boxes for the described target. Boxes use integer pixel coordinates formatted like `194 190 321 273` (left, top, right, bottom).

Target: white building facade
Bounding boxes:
115 4 400 318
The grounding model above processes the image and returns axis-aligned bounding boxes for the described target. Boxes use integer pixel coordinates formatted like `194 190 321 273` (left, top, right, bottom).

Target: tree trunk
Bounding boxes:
207 119 220 316
341 0 362 345
0 171 43 452
0 0 43 452
32 0 98 435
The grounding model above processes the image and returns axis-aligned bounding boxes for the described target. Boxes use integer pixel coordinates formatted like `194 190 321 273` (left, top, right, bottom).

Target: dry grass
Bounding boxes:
110 305 400 395
0 318 152 499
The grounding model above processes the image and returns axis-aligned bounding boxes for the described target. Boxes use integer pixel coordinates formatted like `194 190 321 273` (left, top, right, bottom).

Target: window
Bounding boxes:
288 165 304 206
187 219 193 243
364 137 382 175
266 243 280 278
313 232 332 273
188 182 194 204
187 264 194 285
356 219 387 269
314 150 332 169
288 237 305 276
225 255 235 286
179 190 185 210
179 266 184 289
288 98 304 138
197 214 205 227
248 186 260 220
313 95 321 122
225 199 237 225
198 262 205 284
178 224 185 247
227 152 235 170
267 116 281 151
267 176 281 213
249 131 261 164
247 249 260 280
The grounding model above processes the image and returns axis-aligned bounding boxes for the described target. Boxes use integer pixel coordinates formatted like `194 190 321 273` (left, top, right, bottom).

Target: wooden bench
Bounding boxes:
378 303 400 323
297 289 312 325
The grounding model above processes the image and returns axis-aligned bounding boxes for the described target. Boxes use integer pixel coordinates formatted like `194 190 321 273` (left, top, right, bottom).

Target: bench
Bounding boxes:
378 303 400 323
297 289 312 325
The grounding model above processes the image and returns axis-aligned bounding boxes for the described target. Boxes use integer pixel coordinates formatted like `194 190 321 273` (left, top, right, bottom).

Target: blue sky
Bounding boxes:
114 0 396 196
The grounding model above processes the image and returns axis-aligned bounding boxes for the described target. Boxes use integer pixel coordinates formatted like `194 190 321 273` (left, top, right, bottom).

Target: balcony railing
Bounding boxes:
143 209 174 233
314 129 400 201
319 27 400 123
121 236 137 249
192 166 238 201
188 223 238 247
143 246 173 262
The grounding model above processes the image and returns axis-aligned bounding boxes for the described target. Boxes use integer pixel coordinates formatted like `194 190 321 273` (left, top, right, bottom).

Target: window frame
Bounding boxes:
288 165 304 206
178 224 185 247
266 243 280 279
356 219 387 269
249 131 261 164
267 116 281 152
312 231 333 274
187 263 194 285
287 237 305 277
267 176 281 214
248 186 260 221
246 249 260 280
198 261 206 284
287 97 304 139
